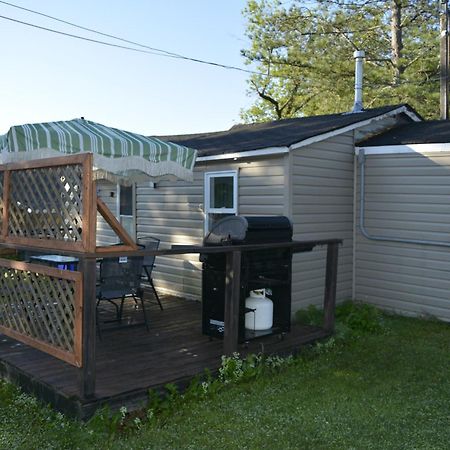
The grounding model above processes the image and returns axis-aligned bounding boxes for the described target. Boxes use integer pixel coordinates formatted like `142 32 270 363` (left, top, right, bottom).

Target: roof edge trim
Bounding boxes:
289 105 421 151
356 143 450 155
196 146 289 162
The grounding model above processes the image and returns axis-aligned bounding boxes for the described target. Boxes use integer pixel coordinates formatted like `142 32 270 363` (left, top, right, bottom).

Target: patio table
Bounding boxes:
30 254 79 271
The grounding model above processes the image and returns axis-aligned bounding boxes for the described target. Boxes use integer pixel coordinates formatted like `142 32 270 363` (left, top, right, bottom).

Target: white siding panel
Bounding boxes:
290 132 355 311
136 156 287 299
96 180 119 246
355 152 450 320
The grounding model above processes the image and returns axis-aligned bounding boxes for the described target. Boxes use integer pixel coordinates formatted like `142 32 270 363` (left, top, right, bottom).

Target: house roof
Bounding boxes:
162 104 419 158
359 120 450 147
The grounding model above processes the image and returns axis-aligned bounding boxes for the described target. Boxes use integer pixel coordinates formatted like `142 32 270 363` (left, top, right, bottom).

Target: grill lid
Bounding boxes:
204 216 292 245
205 216 248 244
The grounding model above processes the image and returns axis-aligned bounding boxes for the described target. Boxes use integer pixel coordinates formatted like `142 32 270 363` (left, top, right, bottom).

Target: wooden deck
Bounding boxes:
0 292 329 419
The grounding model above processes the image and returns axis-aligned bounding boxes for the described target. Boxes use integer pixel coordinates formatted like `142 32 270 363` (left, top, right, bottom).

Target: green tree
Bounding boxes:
241 0 440 121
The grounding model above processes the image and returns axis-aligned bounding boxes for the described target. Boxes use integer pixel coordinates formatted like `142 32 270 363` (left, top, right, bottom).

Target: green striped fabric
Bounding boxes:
0 119 197 182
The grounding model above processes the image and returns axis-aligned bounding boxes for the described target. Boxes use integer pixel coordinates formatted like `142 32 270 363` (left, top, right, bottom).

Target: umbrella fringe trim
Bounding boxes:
0 148 195 183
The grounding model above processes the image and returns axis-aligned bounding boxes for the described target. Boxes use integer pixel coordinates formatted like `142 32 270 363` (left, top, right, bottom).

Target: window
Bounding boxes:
204 171 238 233
117 184 135 240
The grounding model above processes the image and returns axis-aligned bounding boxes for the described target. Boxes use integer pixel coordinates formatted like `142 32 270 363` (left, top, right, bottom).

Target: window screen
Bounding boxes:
209 176 234 209
204 171 237 234
120 185 133 216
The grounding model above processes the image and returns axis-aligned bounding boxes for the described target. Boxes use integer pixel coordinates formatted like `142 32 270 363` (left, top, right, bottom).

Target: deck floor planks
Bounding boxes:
0 294 329 415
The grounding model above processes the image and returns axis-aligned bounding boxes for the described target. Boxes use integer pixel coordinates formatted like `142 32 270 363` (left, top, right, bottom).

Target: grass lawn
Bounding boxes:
1 312 450 449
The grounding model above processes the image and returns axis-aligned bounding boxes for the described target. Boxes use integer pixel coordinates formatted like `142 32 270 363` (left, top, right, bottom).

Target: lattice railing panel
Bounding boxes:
0 171 3 232
0 260 82 366
8 164 84 242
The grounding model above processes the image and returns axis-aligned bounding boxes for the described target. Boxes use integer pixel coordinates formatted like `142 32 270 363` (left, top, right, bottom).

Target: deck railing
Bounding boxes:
0 154 96 253
0 239 341 399
0 154 94 372
0 258 82 367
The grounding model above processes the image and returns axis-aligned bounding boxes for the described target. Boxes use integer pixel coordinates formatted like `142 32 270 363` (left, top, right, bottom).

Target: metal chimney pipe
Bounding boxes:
352 50 365 112
440 0 449 120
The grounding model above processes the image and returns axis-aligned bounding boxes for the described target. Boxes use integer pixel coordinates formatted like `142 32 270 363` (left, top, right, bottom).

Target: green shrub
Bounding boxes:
337 300 383 334
294 304 323 326
295 300 384 336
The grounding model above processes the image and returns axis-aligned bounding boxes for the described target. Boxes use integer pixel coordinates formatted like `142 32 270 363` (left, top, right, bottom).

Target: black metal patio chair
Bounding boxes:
96 255 149 333
137 236 163 310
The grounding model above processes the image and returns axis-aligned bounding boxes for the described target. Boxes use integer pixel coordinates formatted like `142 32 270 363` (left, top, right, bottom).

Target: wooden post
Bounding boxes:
323 242 339 332
1 170 10 240
223 250 241 355
78 257 97 398
82 153 97 253
96 197 137 249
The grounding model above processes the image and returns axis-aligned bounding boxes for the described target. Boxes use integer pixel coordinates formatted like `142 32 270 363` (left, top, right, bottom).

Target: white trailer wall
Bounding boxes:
355 152 450 321
136 155 288 299
290 132 354 310
137 132 357 311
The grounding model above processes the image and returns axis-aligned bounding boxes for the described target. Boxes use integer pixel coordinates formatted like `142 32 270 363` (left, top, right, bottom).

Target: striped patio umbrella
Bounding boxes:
0 118 197 183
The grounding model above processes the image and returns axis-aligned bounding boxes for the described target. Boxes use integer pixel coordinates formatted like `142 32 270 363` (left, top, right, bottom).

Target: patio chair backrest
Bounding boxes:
98 256 144 297
137 236 160 270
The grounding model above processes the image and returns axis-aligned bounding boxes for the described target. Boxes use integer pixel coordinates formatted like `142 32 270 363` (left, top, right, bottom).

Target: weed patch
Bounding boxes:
295 299 385 338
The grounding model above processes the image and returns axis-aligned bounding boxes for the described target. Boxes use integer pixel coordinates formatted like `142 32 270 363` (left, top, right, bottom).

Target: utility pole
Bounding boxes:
440 0 449 120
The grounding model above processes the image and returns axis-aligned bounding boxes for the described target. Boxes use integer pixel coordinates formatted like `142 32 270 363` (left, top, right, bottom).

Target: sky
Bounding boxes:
0 0 255 136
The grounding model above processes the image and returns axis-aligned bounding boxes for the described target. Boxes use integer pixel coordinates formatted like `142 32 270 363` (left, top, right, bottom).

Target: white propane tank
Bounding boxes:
245 289 273 331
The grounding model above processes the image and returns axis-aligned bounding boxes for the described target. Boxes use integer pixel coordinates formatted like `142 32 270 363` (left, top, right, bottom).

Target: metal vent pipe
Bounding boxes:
352 50 365 113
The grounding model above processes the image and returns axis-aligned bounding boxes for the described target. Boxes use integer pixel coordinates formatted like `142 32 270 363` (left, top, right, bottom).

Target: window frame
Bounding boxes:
116 183 136 240
204 170 238 234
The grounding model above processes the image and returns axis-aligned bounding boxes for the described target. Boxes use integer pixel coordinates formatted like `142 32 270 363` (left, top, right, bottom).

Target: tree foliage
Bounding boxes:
241 0 440 121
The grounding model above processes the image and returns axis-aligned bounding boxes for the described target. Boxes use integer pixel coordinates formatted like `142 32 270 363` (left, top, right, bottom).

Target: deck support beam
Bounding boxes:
223 250 241 355
78 257 97 398
323 242 339 332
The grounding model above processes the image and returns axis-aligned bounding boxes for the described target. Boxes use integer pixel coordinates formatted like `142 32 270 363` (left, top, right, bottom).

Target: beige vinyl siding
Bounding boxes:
136 173 204 299
136 156 287 299
355 152 450 321
290 132 354 310
96 180 119 246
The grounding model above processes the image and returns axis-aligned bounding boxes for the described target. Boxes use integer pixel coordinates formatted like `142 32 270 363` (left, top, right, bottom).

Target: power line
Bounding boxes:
0 1 433 84
292 28 381 35
0 0 382 60
0 13 267 77
0 14 172 57
0 0 382 38
0 10 371 80
0 11 440 97
0 10 437 89
0 0 182 59
364 77 440 88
